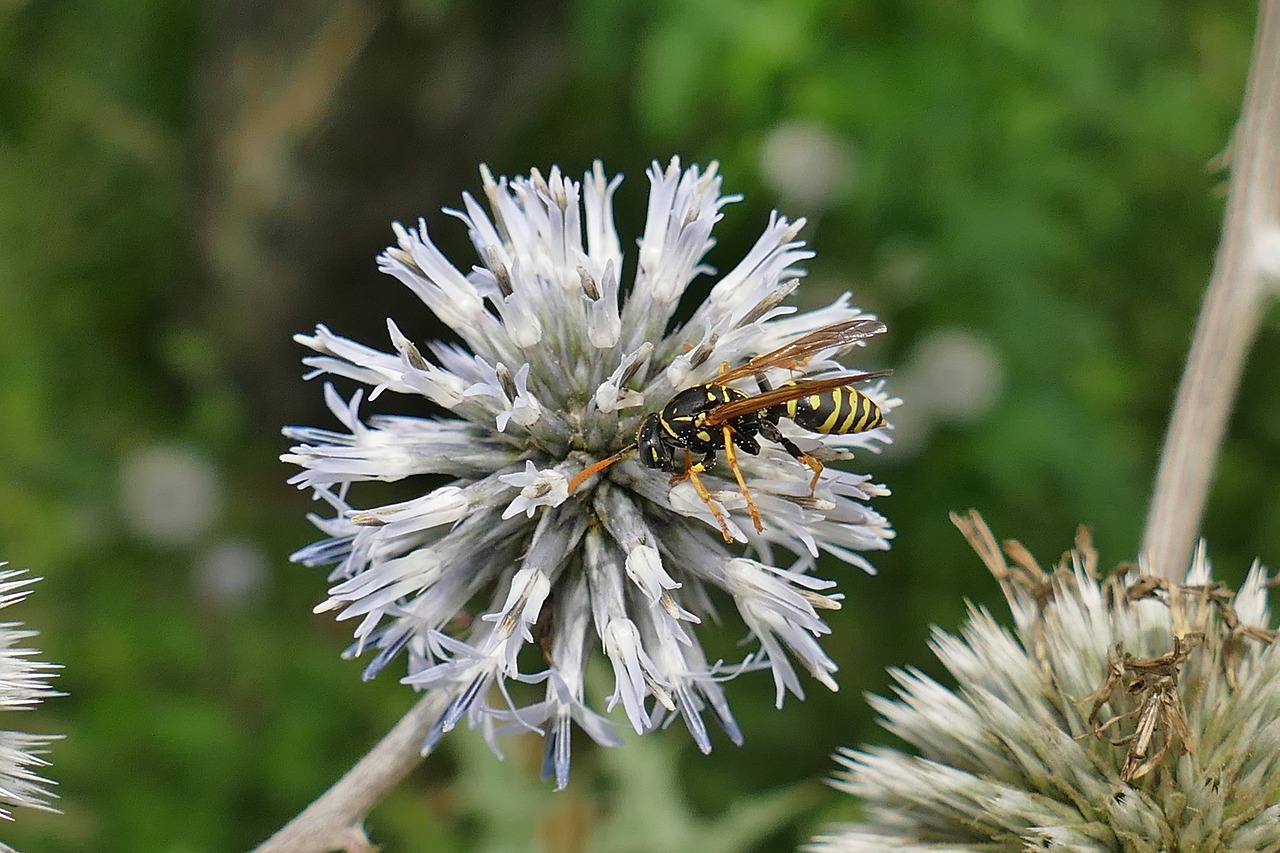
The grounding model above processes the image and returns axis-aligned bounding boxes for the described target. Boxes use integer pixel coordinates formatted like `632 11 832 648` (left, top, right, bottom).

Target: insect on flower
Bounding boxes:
569 318 890 540
284 159 898 788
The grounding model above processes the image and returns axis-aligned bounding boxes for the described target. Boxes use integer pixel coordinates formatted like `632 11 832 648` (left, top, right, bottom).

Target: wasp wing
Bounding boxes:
715 318 887 385
702 370 892 427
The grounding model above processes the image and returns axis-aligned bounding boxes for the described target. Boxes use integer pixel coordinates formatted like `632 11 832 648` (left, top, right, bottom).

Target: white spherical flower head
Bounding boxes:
283 159 897 788
0 567 61 823
813 512 1280 852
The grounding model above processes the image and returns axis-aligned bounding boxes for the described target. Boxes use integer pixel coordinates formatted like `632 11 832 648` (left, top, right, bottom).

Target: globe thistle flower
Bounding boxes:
283 159 896 788
0 568 61 824
814 510 1280 852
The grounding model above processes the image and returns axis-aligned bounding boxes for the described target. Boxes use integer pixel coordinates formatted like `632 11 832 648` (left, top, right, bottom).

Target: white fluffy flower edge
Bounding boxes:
0 567 61 824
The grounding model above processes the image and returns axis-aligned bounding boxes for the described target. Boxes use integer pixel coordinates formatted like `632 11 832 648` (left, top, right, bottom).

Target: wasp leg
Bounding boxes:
722 425 762 532
674 449 734 541
668 452 691 485
759 421 824 494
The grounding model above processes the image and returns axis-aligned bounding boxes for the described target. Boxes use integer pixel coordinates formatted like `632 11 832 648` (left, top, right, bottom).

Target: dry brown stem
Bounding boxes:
250 691 450 853
1143 0 1280 577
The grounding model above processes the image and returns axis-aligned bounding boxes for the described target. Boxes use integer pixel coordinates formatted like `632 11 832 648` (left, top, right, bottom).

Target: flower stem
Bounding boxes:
1142 0 1280 578
250 691 450 853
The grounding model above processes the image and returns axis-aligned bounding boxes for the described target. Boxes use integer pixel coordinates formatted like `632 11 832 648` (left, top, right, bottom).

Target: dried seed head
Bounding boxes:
814 512 1280 852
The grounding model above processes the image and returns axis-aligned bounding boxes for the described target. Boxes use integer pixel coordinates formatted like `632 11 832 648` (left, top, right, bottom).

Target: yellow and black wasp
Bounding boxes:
569 318 890 540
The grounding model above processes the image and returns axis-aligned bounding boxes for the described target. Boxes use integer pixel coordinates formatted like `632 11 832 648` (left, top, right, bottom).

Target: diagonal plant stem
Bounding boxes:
1142 0 1280 579
251 691 450 853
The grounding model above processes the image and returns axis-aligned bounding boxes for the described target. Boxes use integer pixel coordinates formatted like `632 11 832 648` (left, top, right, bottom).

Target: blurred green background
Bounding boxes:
0 0 1271 850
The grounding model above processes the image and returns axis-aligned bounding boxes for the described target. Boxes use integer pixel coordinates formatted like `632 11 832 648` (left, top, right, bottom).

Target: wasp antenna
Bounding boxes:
568 445 636 493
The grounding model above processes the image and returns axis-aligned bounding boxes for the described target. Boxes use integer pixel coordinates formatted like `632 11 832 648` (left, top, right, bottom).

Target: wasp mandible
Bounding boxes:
569 318 890 541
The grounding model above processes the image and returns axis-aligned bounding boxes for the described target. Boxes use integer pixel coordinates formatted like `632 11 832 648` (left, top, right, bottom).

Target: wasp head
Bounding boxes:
637 412 681 472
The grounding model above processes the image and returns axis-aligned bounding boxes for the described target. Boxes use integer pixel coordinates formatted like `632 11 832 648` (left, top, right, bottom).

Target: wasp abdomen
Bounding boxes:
779 385 884 435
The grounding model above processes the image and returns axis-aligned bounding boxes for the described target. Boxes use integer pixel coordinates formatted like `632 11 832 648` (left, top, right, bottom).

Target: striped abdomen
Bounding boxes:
779 385 884 435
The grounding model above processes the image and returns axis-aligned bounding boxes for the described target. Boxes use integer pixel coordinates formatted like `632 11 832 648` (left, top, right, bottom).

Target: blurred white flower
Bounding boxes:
283 159 896 788
0 568 60 824
881 328 1004 460
814 511 1280 852
119 444 224 545
759 121 856 211
903 328 1003 425
194 538 270 609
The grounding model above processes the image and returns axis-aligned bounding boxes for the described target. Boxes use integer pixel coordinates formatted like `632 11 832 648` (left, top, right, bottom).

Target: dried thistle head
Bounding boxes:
813 511 1280 853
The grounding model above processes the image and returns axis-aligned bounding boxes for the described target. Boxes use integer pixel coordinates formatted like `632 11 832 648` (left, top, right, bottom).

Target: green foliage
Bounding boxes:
0 0 1264 850
368 694 812 853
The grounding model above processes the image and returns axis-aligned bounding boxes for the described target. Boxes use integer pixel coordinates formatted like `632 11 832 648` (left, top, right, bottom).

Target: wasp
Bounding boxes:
569 318 890 540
